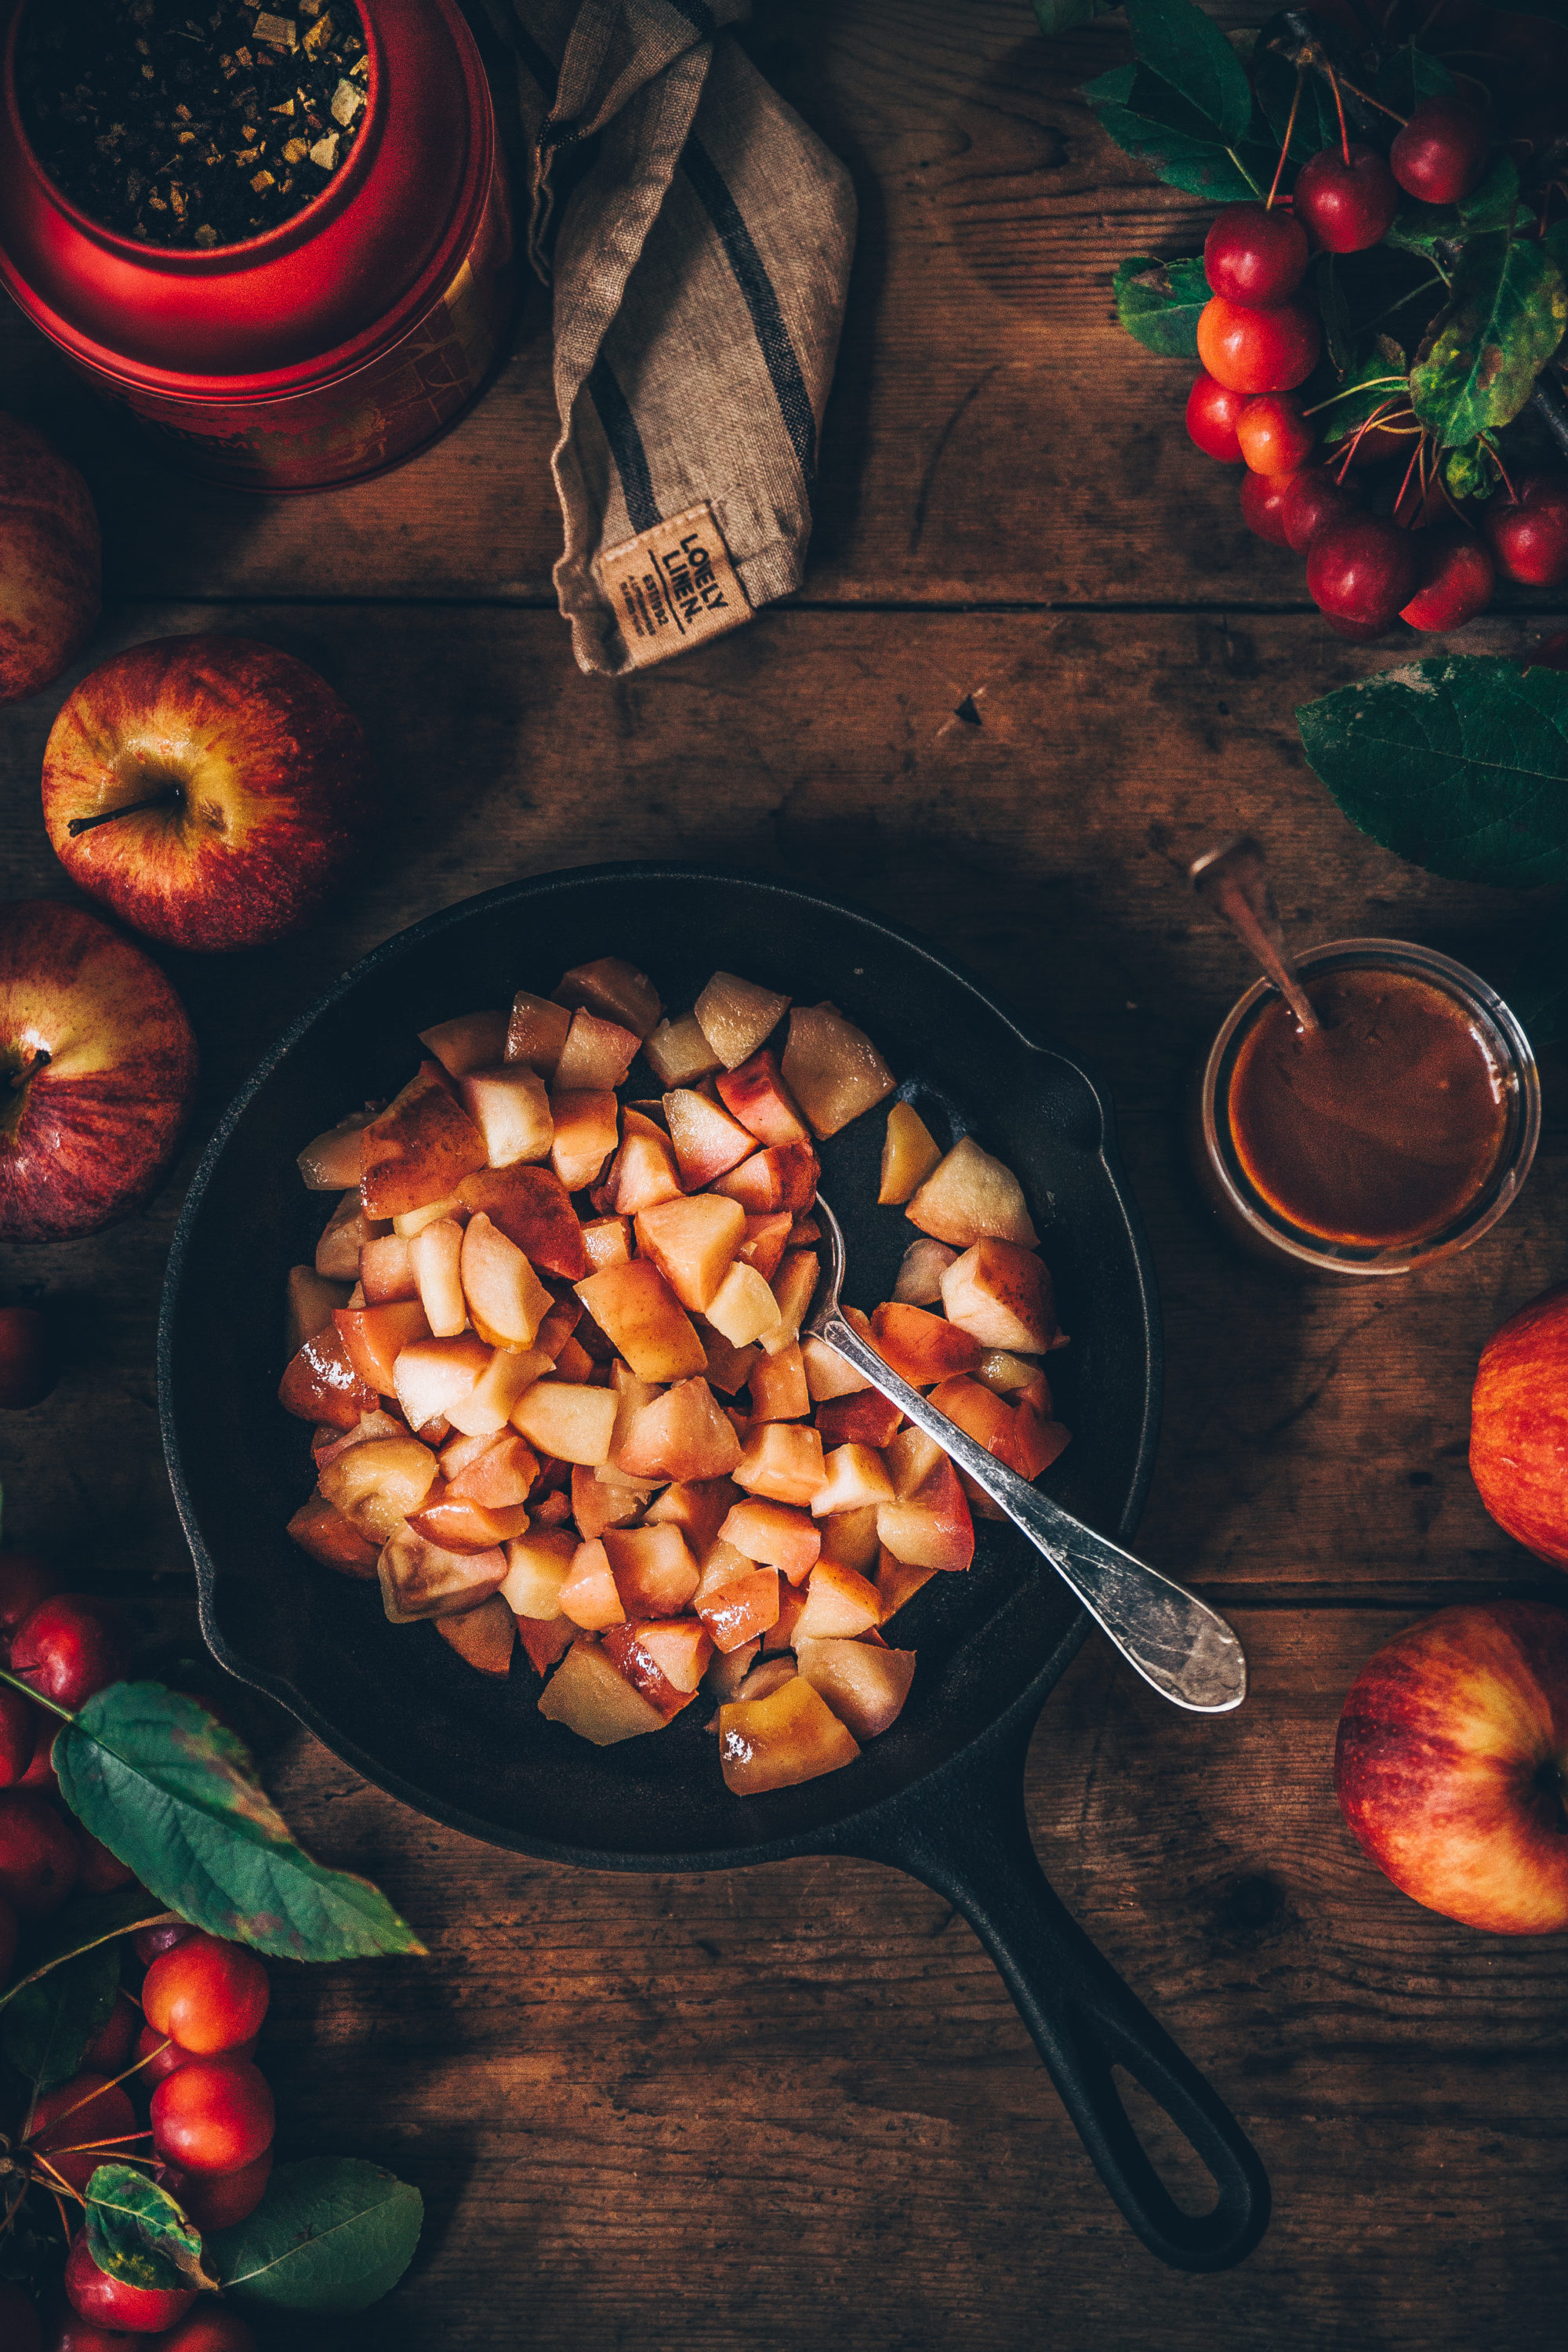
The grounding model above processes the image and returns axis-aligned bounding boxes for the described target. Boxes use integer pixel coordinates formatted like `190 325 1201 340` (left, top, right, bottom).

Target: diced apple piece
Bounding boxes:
319 1435 439 1541
737 1211 793 1283
554 1007 639 1091
280 1325 377 1429
694 971 789 1069
877 1544 938 1617
391 1190 466 1239
719 1497 821 1584
894 1239 958 1305
391 1334 492 1435
549 1090 620 1192
1013 1403 1071 1480
815 1391 902 1450
705 1261 781 1349
315 1190 376 1279
602 1523 701 1617
600 1624 693 1720
867 1301 982 1386
780 1004 895 1139
455 1063 554 1169
695 1541 781 1652
811 1444 895 1518
715 1047 809 1145
575 1261 706 1381
534 1294 585 1362
361 1062 488 1220
557 1539 627 1630
877 1454 975 1572
408 1494 530 1552
718 1676 858 1795
538 1638 666 1744
633 1617 713 1693
296 1110 373 1191
711 1143 820 1215
285 1265 350 1356
703 1637 760 1699
379 1529 506 1622
582 1214 633 1271
885 1425 944 1497
411 1218 466 1338
692 1320 759 1396
791 1214 822 1246
906 1137 1039 1248
644 1013 721 1088
510 1379 619 1466
760 1577 810 1652
454 1345 552 1436
635 1193 747 1312
818 1505 881 1573
604 1359 660 1471
734 1421 827 1506
573 1465 644 1541
733 1656 798 1705
435 1594 516 1675
359 1232 417 1304
644 1477 739 1558
747 1341 810 1423
499 1527 577 1618
975 1349 1051 1408
555 957 662 1039
505 991 572 1076
286 1490 379 1578
877 1100 942 1205
607 1109 682 1214
764 1250 820 1352
311 1408 408 1469
458 1166 587 1280
939 1239 1062 1353
662 1089 755 1188
445 1431 539 1509
795 1559 882 1640
457 1211 550 1352
419 1010 510 1078
616 1378 741 1483
795 1637 916 1741
802 1327 873 1402
518 1614 576 1674
927 1374 1046 1484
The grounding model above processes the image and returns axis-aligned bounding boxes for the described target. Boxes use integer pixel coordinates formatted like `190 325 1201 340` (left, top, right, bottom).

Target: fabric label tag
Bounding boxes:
596 502 752 669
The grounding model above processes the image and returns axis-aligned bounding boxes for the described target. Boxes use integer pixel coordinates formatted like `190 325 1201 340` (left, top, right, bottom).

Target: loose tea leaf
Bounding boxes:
85 2165 216 2295
2 1937 118 2091
1411 230 1568 446
52 1682 424 1963
1112 254 1211 357
210 2158 423 2314
1297 656 1568 887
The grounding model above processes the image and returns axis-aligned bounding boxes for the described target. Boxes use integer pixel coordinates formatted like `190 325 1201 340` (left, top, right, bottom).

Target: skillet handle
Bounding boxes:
846 1712 1270 2271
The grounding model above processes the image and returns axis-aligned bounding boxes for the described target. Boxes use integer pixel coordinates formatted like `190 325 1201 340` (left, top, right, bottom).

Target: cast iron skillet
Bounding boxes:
158 862 1270 2271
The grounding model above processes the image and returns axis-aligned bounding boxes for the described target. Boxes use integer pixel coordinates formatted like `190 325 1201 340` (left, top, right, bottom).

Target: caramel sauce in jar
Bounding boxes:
1226 967 1509 1250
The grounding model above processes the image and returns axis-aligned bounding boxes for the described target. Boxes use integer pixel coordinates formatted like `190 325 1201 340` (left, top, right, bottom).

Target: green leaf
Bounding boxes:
1443 438 1500 501
1410 228 1568 445
210 2158 423 2314
0 1884 176 2017
1084 67 1270 200
1112 252 1210 356
1386 154 1525 260
1296 655 1568 888
85 2164 217 2295
1123 0 1254 144
1316 344 1414 451
2 1937 118 2091
1033 0 1112 31
1374 40 1456 115
53 1682 424 1964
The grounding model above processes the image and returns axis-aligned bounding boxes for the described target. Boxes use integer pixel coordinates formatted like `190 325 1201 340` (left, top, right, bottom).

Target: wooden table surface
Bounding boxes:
4 2 1567 2343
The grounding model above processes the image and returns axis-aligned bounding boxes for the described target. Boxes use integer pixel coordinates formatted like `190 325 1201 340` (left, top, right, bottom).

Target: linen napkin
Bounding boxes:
471 0 855 675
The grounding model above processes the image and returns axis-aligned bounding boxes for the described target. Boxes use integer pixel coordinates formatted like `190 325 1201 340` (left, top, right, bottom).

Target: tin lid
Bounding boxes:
0 0 492 392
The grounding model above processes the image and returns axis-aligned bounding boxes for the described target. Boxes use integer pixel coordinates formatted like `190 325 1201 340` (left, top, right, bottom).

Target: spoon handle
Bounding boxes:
812 1310 1247 1715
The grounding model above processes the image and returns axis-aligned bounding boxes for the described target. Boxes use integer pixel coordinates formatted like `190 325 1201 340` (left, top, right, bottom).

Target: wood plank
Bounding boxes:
236 1606 1568 2349
2 605 1561 1593
0 0 1446 611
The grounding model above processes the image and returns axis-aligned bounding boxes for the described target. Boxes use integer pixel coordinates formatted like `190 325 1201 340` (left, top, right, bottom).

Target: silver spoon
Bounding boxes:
1190 834 1319 1036
804 1198 1247 1715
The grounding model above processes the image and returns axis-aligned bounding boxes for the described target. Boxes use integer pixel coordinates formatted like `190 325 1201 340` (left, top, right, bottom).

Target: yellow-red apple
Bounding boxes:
0 414 100 706
1470 1284 1568 1563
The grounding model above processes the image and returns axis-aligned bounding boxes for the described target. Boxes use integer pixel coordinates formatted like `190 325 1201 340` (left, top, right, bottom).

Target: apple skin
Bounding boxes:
1468 1283 1568 1563
0 899 198 1242
0 413 101 706
41 633 372 953
1334 1600 1568 1935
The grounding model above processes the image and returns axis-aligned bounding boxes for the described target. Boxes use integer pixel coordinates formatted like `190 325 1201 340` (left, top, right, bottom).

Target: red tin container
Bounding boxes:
0 0 514 491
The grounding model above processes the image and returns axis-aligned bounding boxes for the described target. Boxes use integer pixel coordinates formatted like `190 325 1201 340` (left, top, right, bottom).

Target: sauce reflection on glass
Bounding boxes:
1226 967 1510 1250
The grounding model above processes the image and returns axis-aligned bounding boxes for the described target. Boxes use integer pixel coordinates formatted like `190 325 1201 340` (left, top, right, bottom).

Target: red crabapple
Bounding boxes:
1196 295 1320 393
1203 203 1310 306
1185 372 1247 463
1281 466 1362 554
1293 143 1399 252
10 1596 127 1711
27 2072 139 2194
1240 468 1300 547
1483 476 1568 586
143 1933 269 2056
0 1681 37 1785
1307 514 1421 627
151 2056 274 2176
1528 630 1568 670
1390 99 1489 204
0 1554 64 1648
134 1920 196 1966
150 2306 259 2352
82 1991 140 2077
0 1789 80 1918
163 2146 274 2234
1400 530 1495 630
64 2232 195 2336
1236 394 1316 477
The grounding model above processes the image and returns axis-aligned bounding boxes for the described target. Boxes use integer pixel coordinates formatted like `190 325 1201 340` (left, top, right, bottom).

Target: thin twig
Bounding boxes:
1268 74 1305 210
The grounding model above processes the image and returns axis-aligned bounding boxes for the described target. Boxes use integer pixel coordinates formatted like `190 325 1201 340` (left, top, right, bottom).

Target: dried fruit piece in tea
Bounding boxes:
17 0 369 250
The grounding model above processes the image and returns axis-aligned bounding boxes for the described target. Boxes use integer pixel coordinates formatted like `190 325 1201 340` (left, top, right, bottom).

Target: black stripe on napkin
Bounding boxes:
681 136 817 481
588 355 661 534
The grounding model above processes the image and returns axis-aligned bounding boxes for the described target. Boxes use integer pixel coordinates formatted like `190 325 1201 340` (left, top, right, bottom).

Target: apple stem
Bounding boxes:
0 1663 74 1726
67 788 181 840
5 1048 48 1094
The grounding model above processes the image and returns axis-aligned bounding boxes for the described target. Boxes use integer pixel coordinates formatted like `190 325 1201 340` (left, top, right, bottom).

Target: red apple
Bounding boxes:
1334 1601 1568 1934
42 634 372 952
1469 1283 1568 1562
0 900 197 1241
0 413 100 706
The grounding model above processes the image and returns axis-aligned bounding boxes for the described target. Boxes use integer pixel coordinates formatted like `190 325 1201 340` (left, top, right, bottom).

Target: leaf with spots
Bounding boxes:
1410 227 1567 446
85 2164 217 2295
1113 254 1210 358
